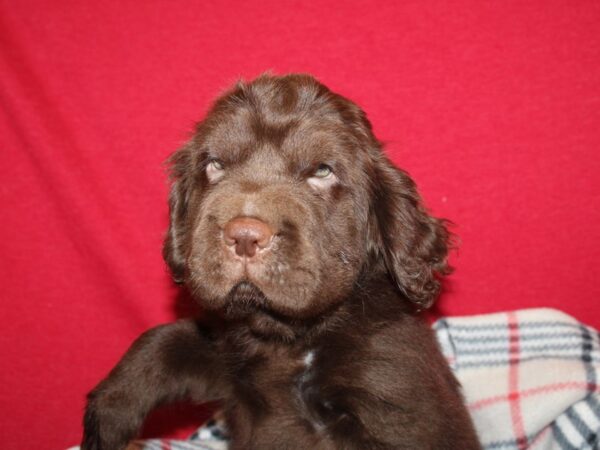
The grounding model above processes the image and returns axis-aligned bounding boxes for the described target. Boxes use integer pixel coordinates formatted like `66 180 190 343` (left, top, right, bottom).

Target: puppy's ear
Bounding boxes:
163 143 195 284
367 153 452 309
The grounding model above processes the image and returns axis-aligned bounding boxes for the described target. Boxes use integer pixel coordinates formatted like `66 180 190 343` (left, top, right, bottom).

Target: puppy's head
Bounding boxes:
164 74 450 321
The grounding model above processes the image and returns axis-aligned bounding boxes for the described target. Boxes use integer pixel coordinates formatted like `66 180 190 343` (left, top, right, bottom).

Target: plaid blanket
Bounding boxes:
69 308 600 450
435 308 600 449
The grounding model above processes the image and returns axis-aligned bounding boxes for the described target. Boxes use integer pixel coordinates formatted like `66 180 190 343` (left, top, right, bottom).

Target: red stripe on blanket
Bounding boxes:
508 312 528 450
468 381 596 410
162 441 172 450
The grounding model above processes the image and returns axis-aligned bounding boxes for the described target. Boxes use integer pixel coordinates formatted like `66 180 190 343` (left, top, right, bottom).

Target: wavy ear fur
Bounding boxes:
368 153 452 309
163 143 194 283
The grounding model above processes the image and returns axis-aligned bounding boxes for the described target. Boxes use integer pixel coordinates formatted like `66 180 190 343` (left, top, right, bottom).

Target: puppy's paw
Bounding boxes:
81 402 104 450
81 390 135 450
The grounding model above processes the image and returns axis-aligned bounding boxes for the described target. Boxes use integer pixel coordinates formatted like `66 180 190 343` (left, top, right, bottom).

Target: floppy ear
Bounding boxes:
368 153 452 309
163 143 194 284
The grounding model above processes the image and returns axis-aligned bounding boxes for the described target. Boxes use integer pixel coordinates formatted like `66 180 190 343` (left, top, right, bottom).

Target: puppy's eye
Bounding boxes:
206 158 225 181
208 159 224 171
307 164 337 190
313 164 333 178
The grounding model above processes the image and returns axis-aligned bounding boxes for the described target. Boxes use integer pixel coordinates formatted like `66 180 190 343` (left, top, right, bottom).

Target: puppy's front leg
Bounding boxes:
81 319 228 450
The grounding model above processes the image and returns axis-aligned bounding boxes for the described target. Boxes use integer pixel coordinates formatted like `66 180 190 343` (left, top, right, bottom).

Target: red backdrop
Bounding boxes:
1 1 600 448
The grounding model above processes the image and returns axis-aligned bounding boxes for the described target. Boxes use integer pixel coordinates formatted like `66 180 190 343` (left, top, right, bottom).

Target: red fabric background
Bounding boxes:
1 1 599 448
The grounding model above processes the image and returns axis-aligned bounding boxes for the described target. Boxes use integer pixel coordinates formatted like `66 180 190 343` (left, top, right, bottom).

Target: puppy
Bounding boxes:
82 74 481 449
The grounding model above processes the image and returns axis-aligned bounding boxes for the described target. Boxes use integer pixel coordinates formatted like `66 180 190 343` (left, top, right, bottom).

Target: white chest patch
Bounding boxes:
303 350 315 368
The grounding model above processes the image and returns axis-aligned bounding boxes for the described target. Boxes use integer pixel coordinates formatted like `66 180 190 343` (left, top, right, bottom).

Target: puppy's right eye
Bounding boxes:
209 159 223 170
313 164 333 178
206 159 225 181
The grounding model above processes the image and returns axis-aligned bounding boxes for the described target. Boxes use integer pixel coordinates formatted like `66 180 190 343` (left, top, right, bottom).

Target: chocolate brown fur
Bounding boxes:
82 74 480 449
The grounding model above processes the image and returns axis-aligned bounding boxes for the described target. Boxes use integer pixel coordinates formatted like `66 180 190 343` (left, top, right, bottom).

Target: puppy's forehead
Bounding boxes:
201 87 356 164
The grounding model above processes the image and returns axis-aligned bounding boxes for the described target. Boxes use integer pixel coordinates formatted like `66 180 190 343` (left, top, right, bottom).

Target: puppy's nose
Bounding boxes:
223 217 273 258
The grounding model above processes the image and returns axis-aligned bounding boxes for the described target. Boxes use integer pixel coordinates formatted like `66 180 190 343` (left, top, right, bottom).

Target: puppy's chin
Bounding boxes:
221 281 270 319
220 281 303 341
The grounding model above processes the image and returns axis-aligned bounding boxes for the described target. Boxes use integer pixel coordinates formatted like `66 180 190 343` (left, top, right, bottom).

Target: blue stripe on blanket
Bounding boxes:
456 342 594 356
452 331 587 344
458 354 600 370
447 321 586 332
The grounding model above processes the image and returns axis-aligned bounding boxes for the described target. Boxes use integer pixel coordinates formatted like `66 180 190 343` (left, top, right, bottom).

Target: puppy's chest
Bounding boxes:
230 345 341 430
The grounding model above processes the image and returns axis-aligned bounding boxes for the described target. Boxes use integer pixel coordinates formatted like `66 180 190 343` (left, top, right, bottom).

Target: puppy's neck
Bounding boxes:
215 267 408 352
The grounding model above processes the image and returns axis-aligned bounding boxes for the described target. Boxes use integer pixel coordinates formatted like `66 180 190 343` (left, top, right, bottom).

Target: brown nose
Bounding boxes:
223 217 273 258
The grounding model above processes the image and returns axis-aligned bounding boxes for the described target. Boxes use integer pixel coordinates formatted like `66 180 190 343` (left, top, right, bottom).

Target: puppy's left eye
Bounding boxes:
307 164 337 189
313 164 333 178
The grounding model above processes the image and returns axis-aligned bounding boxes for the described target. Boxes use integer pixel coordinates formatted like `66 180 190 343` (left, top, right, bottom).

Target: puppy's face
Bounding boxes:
164 75 450 321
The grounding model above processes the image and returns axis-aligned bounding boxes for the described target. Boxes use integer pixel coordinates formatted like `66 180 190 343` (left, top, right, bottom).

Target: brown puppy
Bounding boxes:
82 74 481 450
